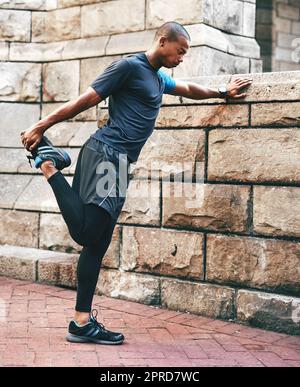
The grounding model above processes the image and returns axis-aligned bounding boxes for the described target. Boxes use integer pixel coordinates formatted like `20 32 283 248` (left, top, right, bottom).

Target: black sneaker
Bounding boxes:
66 309 124 345
26 135 71 171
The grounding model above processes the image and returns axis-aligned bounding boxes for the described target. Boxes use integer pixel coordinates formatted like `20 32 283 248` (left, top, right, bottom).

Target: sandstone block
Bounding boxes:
43 60 80 101
0 9 30 42
132 129 205 180
96 269 160 305
161 277 235 319
0 62 41 102
118 179 160 226
81 0 145 38
251 102 300 126
156 105 248 128
0 174 32 209
253 186 300 238
237 290 300 335
0 103 40 147
32 7 80 42
206 234 300 295
121 226 204 279
208 128 300 183
38 253 78 287
163 182 250 233
0 209 39 248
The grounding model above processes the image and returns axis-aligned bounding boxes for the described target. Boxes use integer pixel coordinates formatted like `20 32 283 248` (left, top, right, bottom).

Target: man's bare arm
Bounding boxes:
170 78 253 100
21 86 103 150
35 86 103 133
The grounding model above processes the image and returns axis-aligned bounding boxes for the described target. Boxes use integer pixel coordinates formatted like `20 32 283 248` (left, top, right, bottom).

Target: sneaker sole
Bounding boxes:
66 332 124 345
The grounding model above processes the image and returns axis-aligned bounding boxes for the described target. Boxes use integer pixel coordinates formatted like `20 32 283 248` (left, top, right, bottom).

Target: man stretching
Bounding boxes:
21 21 252 345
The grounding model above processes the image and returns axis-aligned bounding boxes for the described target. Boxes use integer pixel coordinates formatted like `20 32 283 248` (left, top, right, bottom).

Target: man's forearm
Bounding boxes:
33 99 88 133
188 82 220 100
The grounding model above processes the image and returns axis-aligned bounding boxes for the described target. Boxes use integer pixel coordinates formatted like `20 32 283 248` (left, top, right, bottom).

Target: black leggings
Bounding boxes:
47 170 116 313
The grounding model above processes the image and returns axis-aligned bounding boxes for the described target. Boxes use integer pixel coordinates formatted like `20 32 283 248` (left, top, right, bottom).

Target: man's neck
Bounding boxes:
144 51 162 71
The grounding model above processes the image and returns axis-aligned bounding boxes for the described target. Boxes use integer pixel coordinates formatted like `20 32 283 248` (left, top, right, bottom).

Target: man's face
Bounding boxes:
159 35 190 68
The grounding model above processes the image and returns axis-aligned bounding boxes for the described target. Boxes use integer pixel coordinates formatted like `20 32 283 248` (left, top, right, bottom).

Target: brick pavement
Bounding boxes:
0 276 299 367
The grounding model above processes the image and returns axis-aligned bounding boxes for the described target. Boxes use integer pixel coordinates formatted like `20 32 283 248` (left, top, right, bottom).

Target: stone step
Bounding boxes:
0 244 78 287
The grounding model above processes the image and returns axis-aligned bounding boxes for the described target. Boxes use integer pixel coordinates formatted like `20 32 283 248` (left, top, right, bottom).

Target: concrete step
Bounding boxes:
0 244 78 287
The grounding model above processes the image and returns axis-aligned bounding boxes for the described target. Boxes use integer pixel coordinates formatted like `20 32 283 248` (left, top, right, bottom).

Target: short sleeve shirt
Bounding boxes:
90 52 176 162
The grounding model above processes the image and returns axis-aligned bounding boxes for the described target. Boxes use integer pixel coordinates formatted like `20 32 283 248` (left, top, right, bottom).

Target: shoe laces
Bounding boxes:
90 309 108 332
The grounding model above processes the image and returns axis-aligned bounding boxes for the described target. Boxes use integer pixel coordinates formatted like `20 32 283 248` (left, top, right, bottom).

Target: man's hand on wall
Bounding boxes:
226 77 253 99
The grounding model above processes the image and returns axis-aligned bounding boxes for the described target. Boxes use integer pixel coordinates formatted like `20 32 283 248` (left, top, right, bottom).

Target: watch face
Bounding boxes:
219 86 227 93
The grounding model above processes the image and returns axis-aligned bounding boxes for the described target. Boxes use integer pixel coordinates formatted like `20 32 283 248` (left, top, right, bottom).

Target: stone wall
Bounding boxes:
256 0 300 72
1 0 300 335
0 69 300 335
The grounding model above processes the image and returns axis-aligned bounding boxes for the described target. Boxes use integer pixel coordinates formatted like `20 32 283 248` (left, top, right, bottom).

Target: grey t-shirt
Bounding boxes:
89 52 176 163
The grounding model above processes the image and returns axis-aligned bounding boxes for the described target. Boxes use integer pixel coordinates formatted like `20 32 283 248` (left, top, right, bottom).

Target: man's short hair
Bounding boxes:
154 21 191 43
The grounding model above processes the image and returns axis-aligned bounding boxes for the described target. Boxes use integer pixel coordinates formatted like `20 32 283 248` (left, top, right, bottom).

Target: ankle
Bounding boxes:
40 160 58 179
74 311 90 325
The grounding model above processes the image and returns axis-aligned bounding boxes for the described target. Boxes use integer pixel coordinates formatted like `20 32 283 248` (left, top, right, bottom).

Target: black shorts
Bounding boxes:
72 136 132 222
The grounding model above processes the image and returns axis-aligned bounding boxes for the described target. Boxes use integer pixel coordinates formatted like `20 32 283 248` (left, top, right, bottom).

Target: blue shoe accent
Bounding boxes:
26 135 71 171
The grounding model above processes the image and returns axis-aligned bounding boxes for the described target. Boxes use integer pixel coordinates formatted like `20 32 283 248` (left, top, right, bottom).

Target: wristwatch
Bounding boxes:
218 85 228 98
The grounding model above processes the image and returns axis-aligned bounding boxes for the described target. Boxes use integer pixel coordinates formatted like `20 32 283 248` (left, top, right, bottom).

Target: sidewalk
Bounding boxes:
0 276 299 367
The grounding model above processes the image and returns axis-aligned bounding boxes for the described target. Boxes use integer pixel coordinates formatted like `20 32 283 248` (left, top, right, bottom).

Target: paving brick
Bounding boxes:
1 276 299 367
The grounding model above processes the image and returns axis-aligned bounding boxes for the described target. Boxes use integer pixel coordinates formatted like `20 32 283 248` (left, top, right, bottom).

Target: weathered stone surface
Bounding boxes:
0 103 40 147
146 0 202 28
206 234 300 295
173 46 249 78
118 179 160 226
41 102 97 122
0 9 30 42
208 128 300 184
58 0 99 7
14 175 73 212
80 55 122 94
43 60 80 102
163 182 250 233
131 129 205 180
0 245 37 281
121 226 204 279
0 245 73 282
81 0 145 38
38 253 78 287
0 0 47 10
185 23 259 58
237 290 300 335
39 213 81 253
68 122 98 146
0 62 41 102
0 174 32 209
45 122 82 147
163 72 300 106
106 30 155 56
96 269 160 305
43 121 97 148
156 105 248 128
0 148 32 174
0 42 9 60
32 7 80 42
161 278 235 319
0 209 39 248
10 36 108 62
243 0 256 37
251 102 300 126
250 59 263 73
209 0 243 35
39 214 120 268
253 186 300 238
